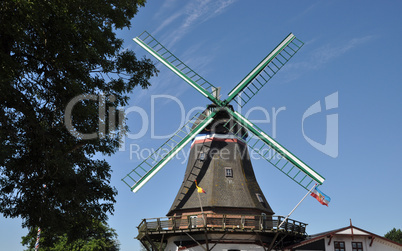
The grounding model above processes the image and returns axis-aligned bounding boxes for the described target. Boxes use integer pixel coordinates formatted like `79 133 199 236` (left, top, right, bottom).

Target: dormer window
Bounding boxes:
256 193 264 203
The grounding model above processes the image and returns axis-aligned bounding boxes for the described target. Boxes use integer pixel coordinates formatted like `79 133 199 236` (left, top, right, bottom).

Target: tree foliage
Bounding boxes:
385 228 402 244
22 220 120 251
0 0 157 247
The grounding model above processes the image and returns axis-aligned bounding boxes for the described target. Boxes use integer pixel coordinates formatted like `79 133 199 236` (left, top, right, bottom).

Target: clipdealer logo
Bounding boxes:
64 94 124 140
63 92 339 159
302 92 339 158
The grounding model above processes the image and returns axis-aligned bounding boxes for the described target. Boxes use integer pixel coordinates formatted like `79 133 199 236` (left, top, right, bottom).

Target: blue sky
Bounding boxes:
2 1 402 250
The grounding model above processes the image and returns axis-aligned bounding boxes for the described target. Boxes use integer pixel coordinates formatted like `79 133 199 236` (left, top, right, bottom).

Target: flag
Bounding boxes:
310 187 330 206
194 180 206 194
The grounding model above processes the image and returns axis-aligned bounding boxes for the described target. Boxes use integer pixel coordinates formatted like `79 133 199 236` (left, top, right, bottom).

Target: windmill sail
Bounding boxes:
224 109 325 190
126 31 326 195
122 111 217 193
134 31 222 105
225 33 304 107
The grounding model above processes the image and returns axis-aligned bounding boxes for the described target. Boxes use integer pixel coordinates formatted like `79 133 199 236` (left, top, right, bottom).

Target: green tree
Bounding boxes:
385 228 402 244
0 0 158 247
22 220 120 250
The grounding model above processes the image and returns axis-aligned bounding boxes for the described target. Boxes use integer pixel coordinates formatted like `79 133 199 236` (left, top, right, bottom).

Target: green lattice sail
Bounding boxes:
224 109 324 190
123 31 325 193
122 111 216 192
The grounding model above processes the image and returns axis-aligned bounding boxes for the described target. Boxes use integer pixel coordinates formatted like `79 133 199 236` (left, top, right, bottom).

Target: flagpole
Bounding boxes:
278 184 317 229
195 180 206 226
197 191 206 226
34 227 41 251
35 184 47 250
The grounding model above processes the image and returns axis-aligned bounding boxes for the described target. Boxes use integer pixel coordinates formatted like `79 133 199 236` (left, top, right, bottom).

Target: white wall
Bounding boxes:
164 241 267 251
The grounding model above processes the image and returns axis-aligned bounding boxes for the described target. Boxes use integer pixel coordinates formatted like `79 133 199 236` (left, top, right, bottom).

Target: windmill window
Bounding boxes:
256 193 264 203
199 152 205 161
352 242 363 251
334 241 345 251
225 167 233 177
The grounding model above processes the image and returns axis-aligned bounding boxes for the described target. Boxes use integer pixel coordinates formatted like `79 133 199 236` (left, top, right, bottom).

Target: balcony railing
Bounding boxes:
138 214 307 235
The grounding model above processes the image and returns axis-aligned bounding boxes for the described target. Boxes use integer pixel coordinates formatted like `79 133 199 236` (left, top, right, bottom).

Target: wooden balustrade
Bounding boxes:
137 214 307 235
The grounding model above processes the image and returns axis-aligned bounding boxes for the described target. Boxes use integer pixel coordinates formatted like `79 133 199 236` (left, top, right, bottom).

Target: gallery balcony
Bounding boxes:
137 213 307 237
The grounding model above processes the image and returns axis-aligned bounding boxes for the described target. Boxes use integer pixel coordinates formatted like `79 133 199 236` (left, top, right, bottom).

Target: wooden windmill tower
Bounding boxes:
122 31 326 251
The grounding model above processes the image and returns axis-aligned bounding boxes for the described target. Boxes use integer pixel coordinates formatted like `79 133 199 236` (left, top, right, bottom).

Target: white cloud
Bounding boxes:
153 11 182 36
288 2 322 24
153 0 179 18
309 35 374 69
284 35 375 73
156 0 237 48
273 35 375 84
214 0 237 15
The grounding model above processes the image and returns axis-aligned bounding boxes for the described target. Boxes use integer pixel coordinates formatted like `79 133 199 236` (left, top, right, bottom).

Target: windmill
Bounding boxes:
123 31 325 251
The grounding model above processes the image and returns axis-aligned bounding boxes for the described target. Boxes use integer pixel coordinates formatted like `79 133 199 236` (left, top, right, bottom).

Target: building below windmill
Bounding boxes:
283 224 402 251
